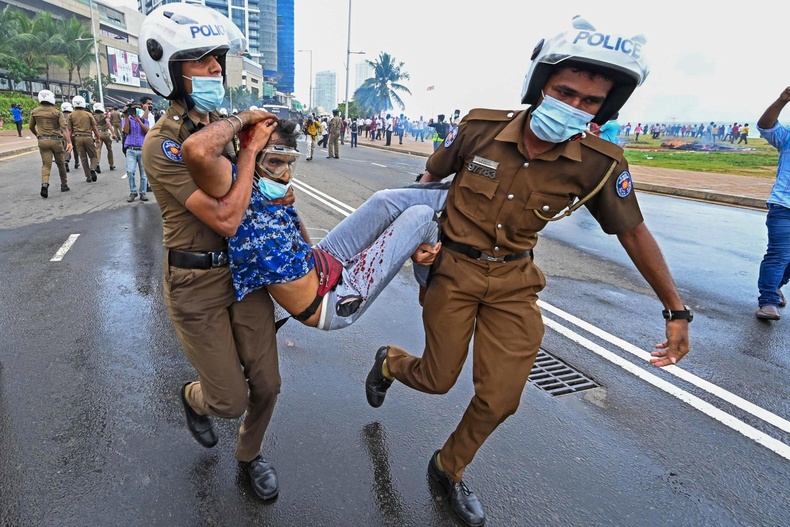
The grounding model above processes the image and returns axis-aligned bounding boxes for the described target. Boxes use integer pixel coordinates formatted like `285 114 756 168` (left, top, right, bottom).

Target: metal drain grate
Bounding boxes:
529 348 599 396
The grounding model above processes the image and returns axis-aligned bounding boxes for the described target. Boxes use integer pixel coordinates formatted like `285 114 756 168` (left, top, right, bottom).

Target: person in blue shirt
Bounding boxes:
598 112 621 144
755 86 790 320
11 104 24 137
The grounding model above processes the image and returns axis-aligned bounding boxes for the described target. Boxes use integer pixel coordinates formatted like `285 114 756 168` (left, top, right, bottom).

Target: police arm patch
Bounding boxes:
162 139 183 162
444 125 459 148
615 170 633 198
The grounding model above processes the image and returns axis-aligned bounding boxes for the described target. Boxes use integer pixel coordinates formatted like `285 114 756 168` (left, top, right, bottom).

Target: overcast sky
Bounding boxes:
110 0 785 126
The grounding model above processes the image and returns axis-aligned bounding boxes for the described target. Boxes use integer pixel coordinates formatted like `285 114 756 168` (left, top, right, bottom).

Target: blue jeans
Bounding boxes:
316 183 449 330
758 203 790 306
126 148 147 194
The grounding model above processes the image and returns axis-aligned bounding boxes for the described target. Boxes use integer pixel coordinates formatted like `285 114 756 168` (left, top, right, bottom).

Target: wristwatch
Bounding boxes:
662 305 693 322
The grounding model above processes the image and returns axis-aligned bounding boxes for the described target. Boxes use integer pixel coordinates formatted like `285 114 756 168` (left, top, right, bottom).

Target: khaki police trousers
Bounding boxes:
163 252 281 462
386 248 545 482
37 138 68 186
328 132 340 158
97 131 115 168
74 135 98 180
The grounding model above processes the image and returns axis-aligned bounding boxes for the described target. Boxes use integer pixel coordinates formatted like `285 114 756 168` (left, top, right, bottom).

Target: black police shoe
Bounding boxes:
95 165 101 174
40 184 48 198
66 165 69 172
90 169 97 182
365 346 393 408
61 185 70 192
428 450 486 527
110 165 115 171
243 456 279 500
179 383 218 448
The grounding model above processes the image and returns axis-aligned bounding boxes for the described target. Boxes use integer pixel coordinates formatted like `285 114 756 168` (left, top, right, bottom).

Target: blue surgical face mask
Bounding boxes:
183 75 225 114
136 108 144 117
256 176 291 201
529 93 596 143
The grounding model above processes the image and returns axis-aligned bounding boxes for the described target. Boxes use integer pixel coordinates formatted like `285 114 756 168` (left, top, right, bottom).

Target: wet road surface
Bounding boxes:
1 144 788 526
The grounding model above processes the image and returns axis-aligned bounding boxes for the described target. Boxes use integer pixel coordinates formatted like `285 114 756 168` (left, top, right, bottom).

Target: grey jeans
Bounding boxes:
316 182 449 330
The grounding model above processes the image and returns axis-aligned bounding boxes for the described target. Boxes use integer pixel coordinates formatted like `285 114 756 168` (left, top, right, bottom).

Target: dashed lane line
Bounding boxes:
50 234 80 262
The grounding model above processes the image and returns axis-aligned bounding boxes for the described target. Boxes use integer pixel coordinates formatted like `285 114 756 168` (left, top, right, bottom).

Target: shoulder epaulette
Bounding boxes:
465 108 523 122
581 133 623 160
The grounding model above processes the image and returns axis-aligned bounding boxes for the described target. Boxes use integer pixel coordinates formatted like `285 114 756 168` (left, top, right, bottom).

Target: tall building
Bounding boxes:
257 0 277 78
314 71 337 112
275 0 294 94
354 61 373 94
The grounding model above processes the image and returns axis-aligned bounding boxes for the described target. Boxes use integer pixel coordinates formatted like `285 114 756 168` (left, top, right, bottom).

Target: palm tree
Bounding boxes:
6 13 44 95
353 52 411 116
62 16 95 96
33 12 67 90
0 5 22 61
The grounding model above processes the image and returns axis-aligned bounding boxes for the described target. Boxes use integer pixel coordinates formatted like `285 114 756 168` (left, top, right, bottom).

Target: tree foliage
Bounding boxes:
353 52 411 116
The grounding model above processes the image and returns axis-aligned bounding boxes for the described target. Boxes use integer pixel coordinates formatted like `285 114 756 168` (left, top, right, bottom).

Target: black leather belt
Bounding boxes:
169 249 229 269
126 146 142 150
74 133 93 137
441 235 532 263
37 135 62 140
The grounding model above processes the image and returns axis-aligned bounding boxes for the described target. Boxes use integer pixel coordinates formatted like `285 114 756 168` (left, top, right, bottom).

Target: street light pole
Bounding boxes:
344 0 352 124
344 0 365 125
88 0 103 104
297 49 312 111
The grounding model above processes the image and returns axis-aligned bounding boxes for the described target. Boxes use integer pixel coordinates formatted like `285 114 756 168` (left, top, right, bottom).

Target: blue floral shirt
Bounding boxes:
228 181 313 301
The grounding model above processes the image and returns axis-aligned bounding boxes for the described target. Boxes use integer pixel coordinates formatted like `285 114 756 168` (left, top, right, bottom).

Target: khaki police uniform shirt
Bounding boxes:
427 108 644 255
110 110 122 126
30 105 65 137
95 113 111 131
69 109 97 135
142 100 230 252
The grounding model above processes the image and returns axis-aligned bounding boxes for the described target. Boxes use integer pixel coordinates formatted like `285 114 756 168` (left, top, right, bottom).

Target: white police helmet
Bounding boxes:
218 107 228 116
61 102 73 113
232 108 238 114
38 89 56 105
521 16 649 125
93 102 105 113
138 3 247 99
72 95 87 109
249 105 259 111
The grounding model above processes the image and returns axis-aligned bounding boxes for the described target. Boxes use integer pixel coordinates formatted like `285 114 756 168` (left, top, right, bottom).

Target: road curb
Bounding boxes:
358 142 431 158
0 146 37 159
634 182 767 210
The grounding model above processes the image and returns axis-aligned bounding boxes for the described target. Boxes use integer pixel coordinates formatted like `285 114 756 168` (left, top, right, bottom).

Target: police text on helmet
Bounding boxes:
572 31 642 59
190 25 225 39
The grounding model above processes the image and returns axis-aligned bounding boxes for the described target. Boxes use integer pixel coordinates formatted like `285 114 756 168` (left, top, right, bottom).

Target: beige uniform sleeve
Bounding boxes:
142 134 200 206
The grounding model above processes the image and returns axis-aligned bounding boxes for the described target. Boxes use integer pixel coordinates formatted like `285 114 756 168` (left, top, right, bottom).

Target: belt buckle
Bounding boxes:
211 252 228 267
478 252 505 262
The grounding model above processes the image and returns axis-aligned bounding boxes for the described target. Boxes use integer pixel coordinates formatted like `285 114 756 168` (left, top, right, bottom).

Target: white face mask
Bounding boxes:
529 93 596 143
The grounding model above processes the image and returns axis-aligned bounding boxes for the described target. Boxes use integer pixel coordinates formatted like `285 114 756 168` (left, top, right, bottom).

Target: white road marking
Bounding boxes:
371 163 387 168
542 316 790 461
0 150 37 161
291 179 355 217
539 300 790 435
291 182 790 458
50 234 80 262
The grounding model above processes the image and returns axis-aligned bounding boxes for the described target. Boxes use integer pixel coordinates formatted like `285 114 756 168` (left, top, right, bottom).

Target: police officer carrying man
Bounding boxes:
29 89 73 198
93 102 117 172
68 95 101 183
365 17 692 527
139 3 283 500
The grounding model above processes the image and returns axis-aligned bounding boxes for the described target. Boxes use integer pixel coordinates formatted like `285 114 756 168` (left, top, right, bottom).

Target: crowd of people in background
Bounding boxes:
596 120 752 144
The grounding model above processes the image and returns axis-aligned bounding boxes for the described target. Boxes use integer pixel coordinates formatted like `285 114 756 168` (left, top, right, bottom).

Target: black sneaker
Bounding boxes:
90 169 97 182
61 185 70 192
365 346 393 408
95 165 101 174
110 165 115 171
243 456 279 501
428 450 486 527
40 184 48 198
66 165 69 172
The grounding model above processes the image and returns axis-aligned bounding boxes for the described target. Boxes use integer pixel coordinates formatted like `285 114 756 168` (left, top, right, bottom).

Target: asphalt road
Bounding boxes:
0 142 788 526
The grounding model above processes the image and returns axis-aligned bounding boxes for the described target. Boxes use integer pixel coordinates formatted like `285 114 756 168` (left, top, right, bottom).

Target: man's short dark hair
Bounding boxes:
437 114 445 121
274 119 299 148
